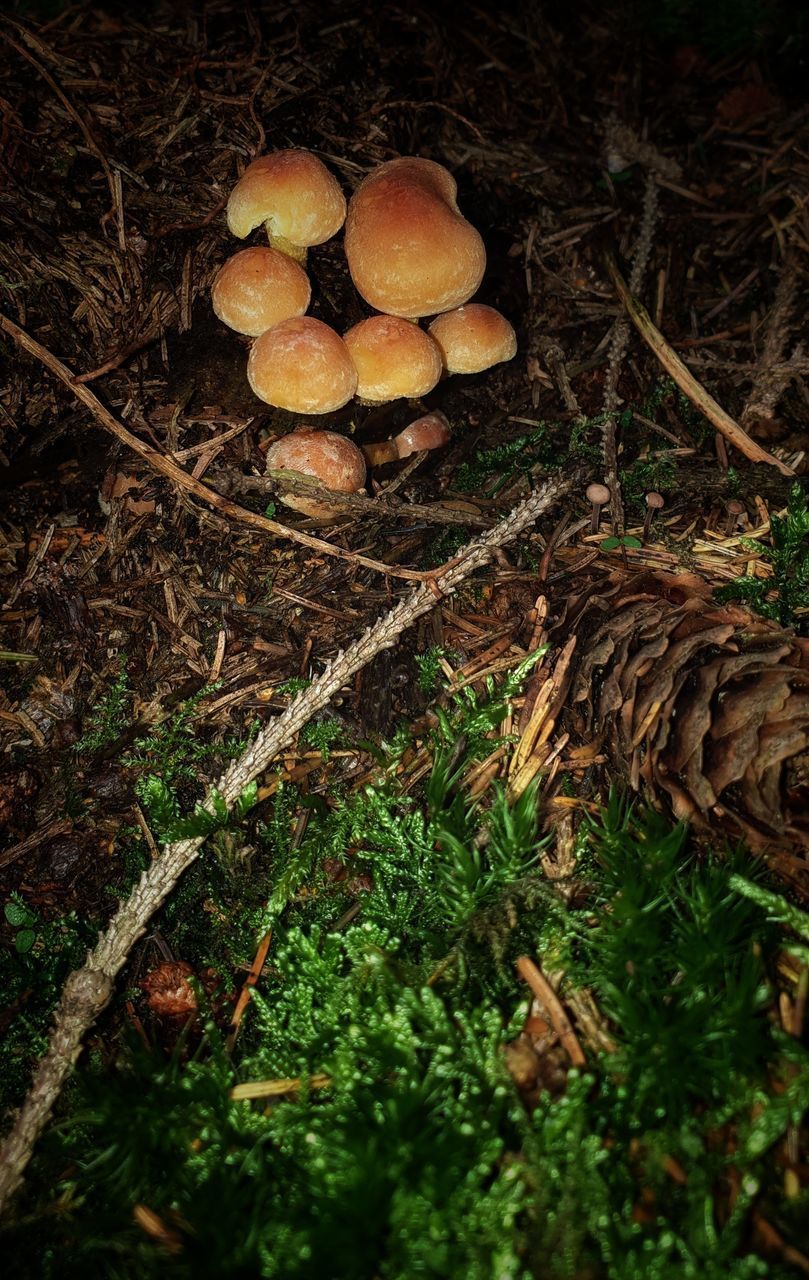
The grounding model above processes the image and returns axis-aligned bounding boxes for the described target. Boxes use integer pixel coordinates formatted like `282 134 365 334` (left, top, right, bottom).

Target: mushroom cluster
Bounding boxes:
211 148 517 516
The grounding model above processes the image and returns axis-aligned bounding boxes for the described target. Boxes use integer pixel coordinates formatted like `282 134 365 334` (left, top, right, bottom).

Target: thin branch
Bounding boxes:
0 313 453 582
603 255 795 478
225 467 493 529
0 470 573 1213
741 253 802 428
601 173 660 537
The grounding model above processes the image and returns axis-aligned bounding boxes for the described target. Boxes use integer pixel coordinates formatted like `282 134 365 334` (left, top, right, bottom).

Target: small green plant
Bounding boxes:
716 483 809 632
4 896 38 954
300 715 347 761
2 662 805 1278
454 424 555 494
74 658 131 753
600 533 643 551
413 644 446 694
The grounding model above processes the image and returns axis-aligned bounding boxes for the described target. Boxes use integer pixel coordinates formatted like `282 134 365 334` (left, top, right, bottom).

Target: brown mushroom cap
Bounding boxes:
393 411 451 458
344 158 486 319
343 315 443 402
211 247 311 337
586 482 610 506
428 304 517 374
226 149 346 259
362 412 450 467
265 429 366 518
247 317 358 414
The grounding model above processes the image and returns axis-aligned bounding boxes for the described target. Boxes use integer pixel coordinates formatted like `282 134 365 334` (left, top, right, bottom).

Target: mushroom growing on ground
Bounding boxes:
642 491 665 542
211 247 311 337
362 412 451 467
586 482 611 534
428 304 517 374
343 315 443 402
344 157 486 319
226 149 346 263
265 429 366 518
247 316 358 414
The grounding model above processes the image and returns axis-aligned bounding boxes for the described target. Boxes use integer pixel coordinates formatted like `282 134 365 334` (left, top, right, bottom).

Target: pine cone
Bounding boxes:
556 571 809 854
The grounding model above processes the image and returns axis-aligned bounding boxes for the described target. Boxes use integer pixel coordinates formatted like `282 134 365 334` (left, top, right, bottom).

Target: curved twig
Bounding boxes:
0 313 455 582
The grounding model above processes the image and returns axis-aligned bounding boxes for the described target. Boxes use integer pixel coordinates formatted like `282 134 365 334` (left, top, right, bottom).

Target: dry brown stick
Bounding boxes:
604 254 795 478
515 955 587 1067
0 469 571 1214
225 930 272 1055
0 313 446 582
73 303 178 384
236 468 493 529
601 173 660 538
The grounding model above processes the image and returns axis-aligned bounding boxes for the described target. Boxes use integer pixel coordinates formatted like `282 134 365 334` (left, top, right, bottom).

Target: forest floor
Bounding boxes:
1 2 808 1276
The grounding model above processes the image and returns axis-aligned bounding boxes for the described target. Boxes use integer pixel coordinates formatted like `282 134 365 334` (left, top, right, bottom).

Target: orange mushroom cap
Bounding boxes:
428 304 517 374
247 317 358 415
212 247 311 337
265 429 366 518
344 158 486 319
343 315 443 402
227 149 346 261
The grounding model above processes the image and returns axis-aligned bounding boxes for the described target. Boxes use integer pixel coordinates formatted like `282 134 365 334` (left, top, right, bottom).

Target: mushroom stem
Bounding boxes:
362 438 399 467
642 491 665 543
264 223 307 265
362 412 451 468
586 482 611 535
723 499 745 538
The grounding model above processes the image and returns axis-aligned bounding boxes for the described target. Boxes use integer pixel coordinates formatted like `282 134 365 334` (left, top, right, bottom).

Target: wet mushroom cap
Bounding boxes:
247 317 358 414
428 304 517 374
265 429 366 518
362 411 451 467
226 149 347 251
211 247 311 337
393 411 451 457
343 315 443 402
344 157 486 319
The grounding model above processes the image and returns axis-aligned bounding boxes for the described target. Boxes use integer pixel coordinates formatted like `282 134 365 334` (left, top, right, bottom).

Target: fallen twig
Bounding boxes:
515 955 586 1067
603 254 795 478
232 467 493 529
0 470 572 1213
0 314 458 582
601 173 661 536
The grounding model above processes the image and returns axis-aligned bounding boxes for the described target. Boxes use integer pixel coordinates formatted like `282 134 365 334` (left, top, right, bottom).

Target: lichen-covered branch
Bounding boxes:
0 471 572 1216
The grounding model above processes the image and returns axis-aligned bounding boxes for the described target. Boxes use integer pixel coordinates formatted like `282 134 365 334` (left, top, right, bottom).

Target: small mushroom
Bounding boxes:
428 304 517 374
344 157 486 319
642 491 665 542
343 315 443 403
265 430 366 518
227 149 346 263
362 412 450 467
724 498 745 537
211 247 311 337
586 482 610 534
247 316 358 414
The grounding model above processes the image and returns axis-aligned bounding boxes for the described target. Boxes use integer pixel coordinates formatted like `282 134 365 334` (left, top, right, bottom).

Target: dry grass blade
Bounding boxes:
603 254 795 478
